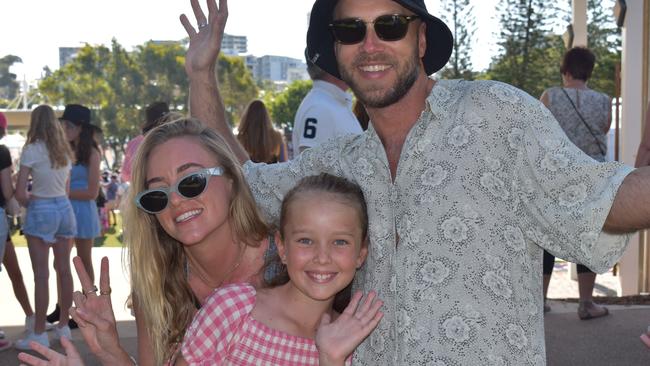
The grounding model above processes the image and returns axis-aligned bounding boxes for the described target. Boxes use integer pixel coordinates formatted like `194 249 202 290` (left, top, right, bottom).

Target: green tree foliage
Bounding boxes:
217 54 259 125
264 79 312 128
586 0 621 97
482 0 558 97
136 41 188 107
440 0 476 80
483 0 620 99
0 55 23 101
38 39 258 167
39 43 140 166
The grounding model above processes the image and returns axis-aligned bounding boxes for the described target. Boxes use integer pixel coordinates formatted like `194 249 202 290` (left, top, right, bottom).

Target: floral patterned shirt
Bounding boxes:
243 79 633 365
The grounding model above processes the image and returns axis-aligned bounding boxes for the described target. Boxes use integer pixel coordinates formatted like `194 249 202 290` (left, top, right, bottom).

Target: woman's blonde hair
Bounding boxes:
123 117 269 363
236 100 284 163
25 105 74 168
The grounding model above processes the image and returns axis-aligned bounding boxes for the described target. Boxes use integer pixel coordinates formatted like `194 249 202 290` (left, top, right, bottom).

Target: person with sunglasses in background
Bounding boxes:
186 0 650 365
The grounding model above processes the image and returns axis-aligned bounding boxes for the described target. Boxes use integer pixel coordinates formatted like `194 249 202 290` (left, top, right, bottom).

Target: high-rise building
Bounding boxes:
254 55 306 82
244 55 259 79
222 34 248 56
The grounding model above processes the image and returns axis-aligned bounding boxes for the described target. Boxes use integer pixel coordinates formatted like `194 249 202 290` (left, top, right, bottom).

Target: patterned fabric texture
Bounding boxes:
544 87 611 161
243 79 633 365
181 283 351 365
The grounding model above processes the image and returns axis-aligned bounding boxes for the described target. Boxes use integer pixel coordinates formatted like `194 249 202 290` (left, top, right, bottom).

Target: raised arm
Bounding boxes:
180 0 249 163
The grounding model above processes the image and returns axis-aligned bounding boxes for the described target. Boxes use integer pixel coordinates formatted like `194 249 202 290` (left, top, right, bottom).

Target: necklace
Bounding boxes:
186 244 247 289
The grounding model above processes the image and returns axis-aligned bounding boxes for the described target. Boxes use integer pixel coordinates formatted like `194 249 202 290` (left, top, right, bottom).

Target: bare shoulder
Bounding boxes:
250 286 279 321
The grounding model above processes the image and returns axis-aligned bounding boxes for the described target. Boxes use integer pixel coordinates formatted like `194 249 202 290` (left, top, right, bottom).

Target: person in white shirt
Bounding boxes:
14 105 76 350
292 58 362 156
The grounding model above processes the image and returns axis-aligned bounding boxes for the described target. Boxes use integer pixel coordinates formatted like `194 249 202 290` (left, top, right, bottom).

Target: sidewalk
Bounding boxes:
1 248 649 365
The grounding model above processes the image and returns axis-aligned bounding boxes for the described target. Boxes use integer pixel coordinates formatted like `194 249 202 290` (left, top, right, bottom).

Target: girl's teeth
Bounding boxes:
312 273 335 281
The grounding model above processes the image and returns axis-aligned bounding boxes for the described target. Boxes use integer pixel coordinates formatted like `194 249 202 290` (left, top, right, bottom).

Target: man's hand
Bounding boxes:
180 0 228 78
178 0 250 163
316 291 383 366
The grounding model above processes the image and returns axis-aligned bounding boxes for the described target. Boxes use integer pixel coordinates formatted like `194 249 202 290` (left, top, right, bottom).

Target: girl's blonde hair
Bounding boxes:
236 100 284 163
26 105 74 168
123 117 269 363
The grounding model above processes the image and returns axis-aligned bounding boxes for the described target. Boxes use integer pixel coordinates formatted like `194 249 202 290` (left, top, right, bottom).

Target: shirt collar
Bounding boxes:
313 80 354 107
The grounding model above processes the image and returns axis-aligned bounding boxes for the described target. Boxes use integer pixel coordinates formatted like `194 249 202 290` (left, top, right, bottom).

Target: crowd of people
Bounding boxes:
1 0 650 364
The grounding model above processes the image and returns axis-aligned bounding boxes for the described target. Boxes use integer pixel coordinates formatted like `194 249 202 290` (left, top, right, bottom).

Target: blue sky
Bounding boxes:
1 0 500 81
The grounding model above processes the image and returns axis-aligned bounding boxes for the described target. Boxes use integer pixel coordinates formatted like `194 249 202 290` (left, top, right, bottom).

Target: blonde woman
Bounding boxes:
236 99 288 163
18 118 275 365
14 105 76 350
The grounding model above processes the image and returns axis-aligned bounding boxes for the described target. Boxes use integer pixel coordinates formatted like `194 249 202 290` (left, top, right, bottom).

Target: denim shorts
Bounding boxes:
23 197 76 244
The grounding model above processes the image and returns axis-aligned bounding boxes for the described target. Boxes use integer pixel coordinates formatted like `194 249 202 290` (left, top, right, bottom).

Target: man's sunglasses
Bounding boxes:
135 167 224 214
329 14 419 45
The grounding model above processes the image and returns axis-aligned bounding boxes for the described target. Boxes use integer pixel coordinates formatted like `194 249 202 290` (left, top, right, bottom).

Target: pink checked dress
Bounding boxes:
181 283 352 365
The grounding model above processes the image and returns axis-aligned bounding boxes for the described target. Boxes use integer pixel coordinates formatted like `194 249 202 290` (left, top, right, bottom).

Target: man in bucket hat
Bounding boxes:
183 0 647 364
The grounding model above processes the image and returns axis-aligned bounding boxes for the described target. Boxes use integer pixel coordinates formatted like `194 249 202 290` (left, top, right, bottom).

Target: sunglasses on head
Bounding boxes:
135 167 224 214
329 14 419 45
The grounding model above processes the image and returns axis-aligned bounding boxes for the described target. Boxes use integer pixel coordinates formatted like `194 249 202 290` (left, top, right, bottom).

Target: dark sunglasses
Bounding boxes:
329 14 419 45
135 167 224 214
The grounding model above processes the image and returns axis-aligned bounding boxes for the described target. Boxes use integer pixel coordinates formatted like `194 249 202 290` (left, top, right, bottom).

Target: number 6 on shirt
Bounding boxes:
303 118 318 139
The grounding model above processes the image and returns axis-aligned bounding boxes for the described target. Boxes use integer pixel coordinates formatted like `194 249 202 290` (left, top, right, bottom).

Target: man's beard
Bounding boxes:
339 43 421 109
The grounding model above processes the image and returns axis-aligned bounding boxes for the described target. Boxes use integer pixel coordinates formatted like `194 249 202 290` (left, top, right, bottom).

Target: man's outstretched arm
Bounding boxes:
180 0 249 163
604 167 650 232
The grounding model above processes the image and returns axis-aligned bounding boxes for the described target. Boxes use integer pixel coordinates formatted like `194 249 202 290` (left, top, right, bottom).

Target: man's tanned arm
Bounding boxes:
604 167 650 232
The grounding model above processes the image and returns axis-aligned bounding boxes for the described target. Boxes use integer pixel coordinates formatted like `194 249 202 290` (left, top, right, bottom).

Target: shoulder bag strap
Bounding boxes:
560 88 607 156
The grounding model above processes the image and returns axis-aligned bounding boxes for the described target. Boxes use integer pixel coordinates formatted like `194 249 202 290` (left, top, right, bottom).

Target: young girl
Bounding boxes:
14 104 76 350
175 173 382 365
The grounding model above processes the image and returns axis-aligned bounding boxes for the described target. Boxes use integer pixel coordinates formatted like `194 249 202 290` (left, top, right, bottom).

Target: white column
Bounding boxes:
568 0 589 281
618 0 646 296
572 0 588 46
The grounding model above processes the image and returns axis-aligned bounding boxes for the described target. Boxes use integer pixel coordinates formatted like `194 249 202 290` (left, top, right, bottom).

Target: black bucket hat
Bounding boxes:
306 0 453 78
60 104 102 133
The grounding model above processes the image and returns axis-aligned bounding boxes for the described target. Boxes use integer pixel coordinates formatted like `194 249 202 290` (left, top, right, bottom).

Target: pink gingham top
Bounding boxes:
181 283 352 365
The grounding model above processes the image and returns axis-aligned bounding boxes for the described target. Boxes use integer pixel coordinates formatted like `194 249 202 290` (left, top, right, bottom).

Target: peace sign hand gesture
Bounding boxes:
180 0 228 78
70 256 132 365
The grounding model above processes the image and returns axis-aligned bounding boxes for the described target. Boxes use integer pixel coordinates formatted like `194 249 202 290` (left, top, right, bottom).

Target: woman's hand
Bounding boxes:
316 291 384 366
180 0 228 78
70 256 132 365
17 336 84 366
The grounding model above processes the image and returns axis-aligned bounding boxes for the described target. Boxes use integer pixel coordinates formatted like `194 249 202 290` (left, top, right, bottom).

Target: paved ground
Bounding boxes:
0 248 649 365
